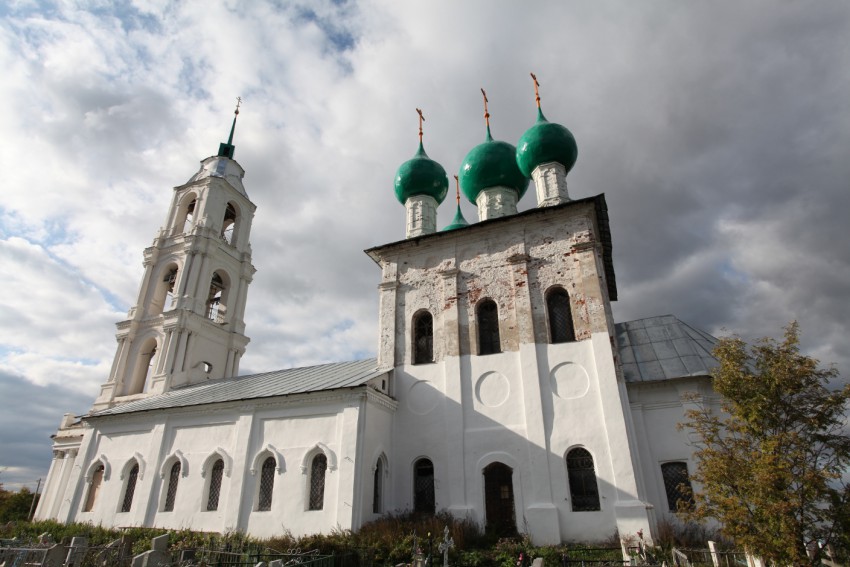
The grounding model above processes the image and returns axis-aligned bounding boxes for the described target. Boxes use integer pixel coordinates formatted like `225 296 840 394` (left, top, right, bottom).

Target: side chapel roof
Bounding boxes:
615 315 718 383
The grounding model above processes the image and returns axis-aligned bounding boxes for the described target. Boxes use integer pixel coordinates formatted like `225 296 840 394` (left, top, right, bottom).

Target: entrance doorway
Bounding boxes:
483 462 516 535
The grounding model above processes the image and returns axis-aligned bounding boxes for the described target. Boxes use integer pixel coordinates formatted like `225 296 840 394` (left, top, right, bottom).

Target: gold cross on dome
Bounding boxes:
530 72 541 108
481 88 490 128
416 108 425 142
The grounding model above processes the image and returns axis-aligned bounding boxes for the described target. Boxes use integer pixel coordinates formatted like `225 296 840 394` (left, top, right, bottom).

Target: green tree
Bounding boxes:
0 484 38 522
681 322 850 566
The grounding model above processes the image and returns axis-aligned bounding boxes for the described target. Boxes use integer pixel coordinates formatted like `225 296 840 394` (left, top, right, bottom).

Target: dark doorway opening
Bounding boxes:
484 462 516 536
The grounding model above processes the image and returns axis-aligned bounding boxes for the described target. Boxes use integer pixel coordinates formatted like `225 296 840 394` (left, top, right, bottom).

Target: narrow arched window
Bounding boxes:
413 311 433 364
206 273 226 322
121 463 139 513
164 461 180 512
309 454 327 510
257 457 275 511
82 465 104 512
206 459 224 511
373 458 383 514
477 299 501 355
221 203 237 245
413 458 435 514
661 461 694 512
566 448 600 511
547 288 575 343
183 199 196 234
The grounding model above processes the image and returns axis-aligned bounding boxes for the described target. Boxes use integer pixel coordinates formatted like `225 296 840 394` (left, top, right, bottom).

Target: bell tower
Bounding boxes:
92 102 256 411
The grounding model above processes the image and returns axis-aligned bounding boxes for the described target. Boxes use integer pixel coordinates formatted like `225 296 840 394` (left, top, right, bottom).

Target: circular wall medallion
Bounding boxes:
475 371 510 408
407 380 441 415
549 362 590 400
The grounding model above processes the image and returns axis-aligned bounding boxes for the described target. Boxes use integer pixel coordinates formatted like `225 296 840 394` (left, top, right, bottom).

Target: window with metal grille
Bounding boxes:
661 461 694 512
121 463 139 513
257 457 275 511
547 288 575 343
207 459 224 511
164 461 180 512
413 458 435 514
309 454 327 510
413 311 434 364
477 300 501 355
566 448 601 511
373 458 383 514
83 465 104 512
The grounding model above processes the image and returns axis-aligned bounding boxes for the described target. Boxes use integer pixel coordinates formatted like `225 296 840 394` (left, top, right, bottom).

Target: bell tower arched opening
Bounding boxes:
124 337 159 395
206 271 231 323
221 202 240 246
148 263 179 316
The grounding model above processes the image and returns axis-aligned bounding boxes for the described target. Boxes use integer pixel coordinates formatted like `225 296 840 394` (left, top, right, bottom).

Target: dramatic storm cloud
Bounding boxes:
1 0 848 489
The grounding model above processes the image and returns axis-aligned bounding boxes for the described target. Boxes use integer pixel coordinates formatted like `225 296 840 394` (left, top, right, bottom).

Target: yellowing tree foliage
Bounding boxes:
681 322 850 566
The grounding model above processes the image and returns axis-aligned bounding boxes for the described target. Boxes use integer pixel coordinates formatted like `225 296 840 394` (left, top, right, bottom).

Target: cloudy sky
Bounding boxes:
1 0 848 490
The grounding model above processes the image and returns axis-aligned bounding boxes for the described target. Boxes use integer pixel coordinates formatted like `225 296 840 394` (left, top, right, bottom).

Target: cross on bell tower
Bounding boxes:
92 101 257 410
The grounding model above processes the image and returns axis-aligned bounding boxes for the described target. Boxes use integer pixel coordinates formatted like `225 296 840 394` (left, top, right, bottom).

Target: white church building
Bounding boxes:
34 92 721 545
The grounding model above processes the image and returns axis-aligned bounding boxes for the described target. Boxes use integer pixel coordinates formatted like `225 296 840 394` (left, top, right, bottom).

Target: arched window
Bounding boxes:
477 299 501 355
163 461 180 512
373 458 384 514
257 456 275 511
182 199 196 234
661 461 694 512
309 454 327 510
206 272 228 323
221 203 238 245
206 459 224 511
82 465 104 512
413 458 435 514
547 288 575 343
120 463 139 513
566 448 601 511
413 311 434 364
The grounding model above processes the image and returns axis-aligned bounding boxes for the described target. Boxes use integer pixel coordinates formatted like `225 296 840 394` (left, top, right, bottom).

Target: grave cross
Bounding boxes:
437 526 454 567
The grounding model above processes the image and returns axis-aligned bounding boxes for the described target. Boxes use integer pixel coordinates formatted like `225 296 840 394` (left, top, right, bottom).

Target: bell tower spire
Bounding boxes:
217 97 241 159
92 105 257 411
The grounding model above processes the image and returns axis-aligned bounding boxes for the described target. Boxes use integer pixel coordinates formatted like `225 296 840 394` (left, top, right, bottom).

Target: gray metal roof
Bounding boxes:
615 315 718 383
90 358 384 417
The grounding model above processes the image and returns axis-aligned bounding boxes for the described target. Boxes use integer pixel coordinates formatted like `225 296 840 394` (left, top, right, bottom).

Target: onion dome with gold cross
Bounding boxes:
459 89 529 204
394 109 449 205
516 73 578 178
442 175 470 232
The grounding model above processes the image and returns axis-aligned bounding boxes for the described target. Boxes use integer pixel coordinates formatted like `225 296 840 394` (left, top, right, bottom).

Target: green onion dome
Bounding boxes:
459 127 529 204
441 204 470 231
394 142 449 205
516 108 578 178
